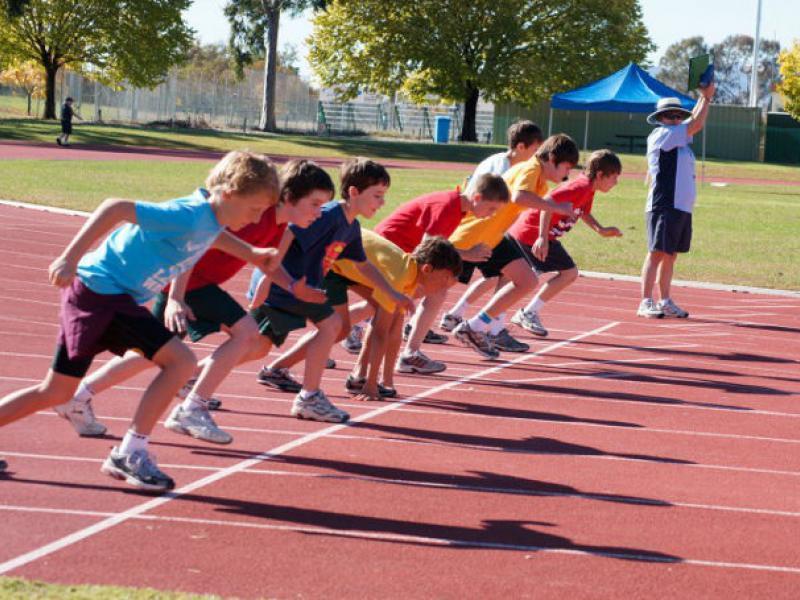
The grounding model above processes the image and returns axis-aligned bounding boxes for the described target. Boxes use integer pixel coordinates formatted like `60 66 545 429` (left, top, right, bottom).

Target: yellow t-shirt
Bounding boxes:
449 156 549 250
332 229 419 313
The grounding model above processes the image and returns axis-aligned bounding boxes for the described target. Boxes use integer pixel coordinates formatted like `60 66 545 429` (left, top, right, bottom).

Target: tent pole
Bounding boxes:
583 111 589 151
548 108 553 136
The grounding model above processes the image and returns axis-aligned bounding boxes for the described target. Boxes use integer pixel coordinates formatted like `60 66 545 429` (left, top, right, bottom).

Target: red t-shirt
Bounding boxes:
182 206 286 292
508 175 595 246
374 190 464 253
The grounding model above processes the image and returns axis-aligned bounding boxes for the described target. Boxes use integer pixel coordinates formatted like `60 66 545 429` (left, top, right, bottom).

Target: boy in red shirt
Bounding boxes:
508 149 623 336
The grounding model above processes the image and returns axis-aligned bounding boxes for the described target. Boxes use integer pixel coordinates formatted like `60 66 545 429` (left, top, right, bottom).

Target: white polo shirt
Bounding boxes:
464 151 511 196
645 123 696 213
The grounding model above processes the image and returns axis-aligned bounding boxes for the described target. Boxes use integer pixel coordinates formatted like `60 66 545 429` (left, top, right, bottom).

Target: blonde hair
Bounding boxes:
205 151 280 200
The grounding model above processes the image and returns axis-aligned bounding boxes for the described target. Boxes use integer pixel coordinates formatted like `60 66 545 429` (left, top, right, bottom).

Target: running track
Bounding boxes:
1 202 800 598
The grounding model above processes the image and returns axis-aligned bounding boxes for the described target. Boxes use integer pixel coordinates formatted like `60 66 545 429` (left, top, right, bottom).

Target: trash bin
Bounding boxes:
434 115 451 143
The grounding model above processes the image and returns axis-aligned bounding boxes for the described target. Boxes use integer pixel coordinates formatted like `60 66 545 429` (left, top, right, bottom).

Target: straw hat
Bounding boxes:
647 97 692 125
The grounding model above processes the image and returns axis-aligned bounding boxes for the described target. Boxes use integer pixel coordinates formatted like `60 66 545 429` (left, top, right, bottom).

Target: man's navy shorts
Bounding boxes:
647 209 692 254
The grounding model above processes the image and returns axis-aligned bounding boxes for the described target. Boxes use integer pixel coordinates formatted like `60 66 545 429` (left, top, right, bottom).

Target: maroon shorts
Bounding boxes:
53 279 175 378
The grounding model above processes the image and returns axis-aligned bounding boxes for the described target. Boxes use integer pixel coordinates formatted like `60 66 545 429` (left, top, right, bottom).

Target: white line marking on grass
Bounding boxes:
0 321 618 575
2 505 800 574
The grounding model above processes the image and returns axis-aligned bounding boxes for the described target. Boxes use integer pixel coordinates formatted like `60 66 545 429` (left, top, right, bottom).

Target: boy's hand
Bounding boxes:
391 291 415 314
461 243 492 263
252 247 280 273
532 238 549 261
550 201 573 216
599 226 622 238
48 255 77 288
354 386 381 402
701 82 716 100
292 277 327 304
164 298 195 334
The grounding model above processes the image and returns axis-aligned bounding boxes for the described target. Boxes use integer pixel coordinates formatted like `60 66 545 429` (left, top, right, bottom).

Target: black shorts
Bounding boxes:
321 271 360 307
61 121 72 135
152 285 247 343
458 235 527 284
647 209 692 254
250 300 334 347
519 239 576 273
52 312 175 378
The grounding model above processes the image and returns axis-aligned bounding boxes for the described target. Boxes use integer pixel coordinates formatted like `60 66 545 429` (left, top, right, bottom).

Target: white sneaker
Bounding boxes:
176 378 222 410
54 398 107 437
164 405 233 444
439 313 462 332
396 350 447 374
101 447 174 491
510 309 548 337
291 390 349 423
658 298 689 318
637 298 665 319
340 324 364 354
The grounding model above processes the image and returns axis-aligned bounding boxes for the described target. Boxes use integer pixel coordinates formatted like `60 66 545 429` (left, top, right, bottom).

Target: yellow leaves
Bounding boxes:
0 60 46 98
777 40 800 120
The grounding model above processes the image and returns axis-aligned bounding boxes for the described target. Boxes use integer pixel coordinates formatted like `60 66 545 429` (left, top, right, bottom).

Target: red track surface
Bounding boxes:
1 202 800 598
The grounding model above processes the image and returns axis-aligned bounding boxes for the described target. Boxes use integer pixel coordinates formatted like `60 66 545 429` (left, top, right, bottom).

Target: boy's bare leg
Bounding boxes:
534 267 579 303
354 308 392 400
130 338 195 435
302 312 342 392
656 253 677 301
238 334 273 364
405 290 447 354
448 275 495 317
482 258 537 316
382 312 404 390
78 351 152 396
190 316 258 399
0 370 80 426
270 304 350 371
348 300 374 326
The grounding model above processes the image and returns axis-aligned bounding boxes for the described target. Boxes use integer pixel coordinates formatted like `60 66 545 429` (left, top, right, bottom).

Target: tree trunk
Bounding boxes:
26 93 31 116
259 4 280 132
460 83 479 142
43 61 59 119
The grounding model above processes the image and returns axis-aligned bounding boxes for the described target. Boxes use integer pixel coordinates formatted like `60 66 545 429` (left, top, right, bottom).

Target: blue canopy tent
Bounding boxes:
548 63 698 153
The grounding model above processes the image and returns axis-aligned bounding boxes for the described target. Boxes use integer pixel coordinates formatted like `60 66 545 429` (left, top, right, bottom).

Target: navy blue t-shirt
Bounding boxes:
259 201 366 309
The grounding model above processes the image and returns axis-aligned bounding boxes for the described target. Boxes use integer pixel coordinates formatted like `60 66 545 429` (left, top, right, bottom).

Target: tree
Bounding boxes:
225 0 326 132
0 0 193 119
308 0 654 142
711 35 781 106
778 41 800 120
657 37 709 93
0 59 45 115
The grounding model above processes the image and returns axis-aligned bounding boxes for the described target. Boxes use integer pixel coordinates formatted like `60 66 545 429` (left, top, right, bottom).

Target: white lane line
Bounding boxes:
2 505 800 574
0 322 618 575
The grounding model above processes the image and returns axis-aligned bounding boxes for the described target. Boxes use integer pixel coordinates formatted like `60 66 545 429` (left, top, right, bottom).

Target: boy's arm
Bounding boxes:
212 231 280 273
352 260 415 314
49 198 137 287
354 307 393 401
164 270 195 333
513 190 573 216
532 209 551 261
581 213 622 238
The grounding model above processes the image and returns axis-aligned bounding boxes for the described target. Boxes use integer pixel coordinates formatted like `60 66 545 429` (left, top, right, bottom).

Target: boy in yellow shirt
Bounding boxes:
450 134 579 358
331 230 462 400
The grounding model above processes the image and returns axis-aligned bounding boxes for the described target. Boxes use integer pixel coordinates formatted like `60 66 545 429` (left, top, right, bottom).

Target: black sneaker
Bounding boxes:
257 366 302 392
101 447 175 491
345 375 397 398
402 323 448 344
326 357 337 369
55 137 62 146
0 458 7 473
453 321 500 359
490 328 530 353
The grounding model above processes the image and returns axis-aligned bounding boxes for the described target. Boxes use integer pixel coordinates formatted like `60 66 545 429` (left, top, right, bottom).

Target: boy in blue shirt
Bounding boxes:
0 151 281 491
638 84 715 319
250 158 413 422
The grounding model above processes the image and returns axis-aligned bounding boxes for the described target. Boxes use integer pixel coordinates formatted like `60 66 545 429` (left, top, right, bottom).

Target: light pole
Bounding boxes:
749 0 763 107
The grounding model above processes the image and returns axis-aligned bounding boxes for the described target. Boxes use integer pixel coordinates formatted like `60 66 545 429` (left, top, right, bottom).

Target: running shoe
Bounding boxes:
164 405 233 445
636 298 665 319
396 350 447 374
257 366 302 392
453 322 499 359
326 358 337 369
101 447 175 491
439 313 462 332
291 390 349 422
511 309 549 337
54 398 107 437
344 375 398 397
490 328 530 353
0 458 7 473
341 324 364 354
177 377 222 410
658 298 689 318
402 323 448 344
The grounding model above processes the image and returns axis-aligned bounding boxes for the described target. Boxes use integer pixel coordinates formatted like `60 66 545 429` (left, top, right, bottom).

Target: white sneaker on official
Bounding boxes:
510 309 548 337
291 390 349 423
54 398 107 437
396 350 447 374
658 298 689 318
164 405 233 444
636 298 665 319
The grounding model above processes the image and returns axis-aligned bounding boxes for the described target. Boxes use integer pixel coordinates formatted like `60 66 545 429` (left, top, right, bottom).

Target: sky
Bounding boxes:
184 0 798 82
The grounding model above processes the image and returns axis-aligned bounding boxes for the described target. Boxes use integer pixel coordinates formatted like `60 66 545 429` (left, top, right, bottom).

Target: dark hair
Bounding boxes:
472 173 510 202
585 149 622 180
280 159 334 205
536 133 580 166
412 236 462 278
65 97 74 103
340 157 391 200
507 120 543 149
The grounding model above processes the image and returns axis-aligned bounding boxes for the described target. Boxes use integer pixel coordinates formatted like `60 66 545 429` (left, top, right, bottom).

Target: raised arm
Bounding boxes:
686 83 716 137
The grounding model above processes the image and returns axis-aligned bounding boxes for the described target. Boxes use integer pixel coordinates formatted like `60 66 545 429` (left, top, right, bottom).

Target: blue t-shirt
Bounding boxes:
646 123 696 213
77 189 223 304
250 201 366 309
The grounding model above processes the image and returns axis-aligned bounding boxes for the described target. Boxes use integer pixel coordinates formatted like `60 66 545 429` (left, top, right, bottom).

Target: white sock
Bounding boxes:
489 313 506 336
467 311 492 333
180 391 208 412
299 388 317 400
119 429 148 455
73 381 94 404
524 297 545 315
450 297 470 318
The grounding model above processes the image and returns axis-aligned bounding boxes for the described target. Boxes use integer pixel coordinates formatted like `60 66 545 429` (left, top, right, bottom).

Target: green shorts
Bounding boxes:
152 284 247 343
322 271 360 307
250 300 335 347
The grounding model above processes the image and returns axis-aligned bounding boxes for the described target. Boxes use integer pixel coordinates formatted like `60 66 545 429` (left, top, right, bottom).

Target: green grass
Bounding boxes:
2 117 800 182
0 576 221 599
0 157 798 290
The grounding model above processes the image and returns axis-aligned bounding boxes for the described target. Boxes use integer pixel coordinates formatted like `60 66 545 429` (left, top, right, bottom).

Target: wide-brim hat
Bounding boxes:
647 97 692 125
